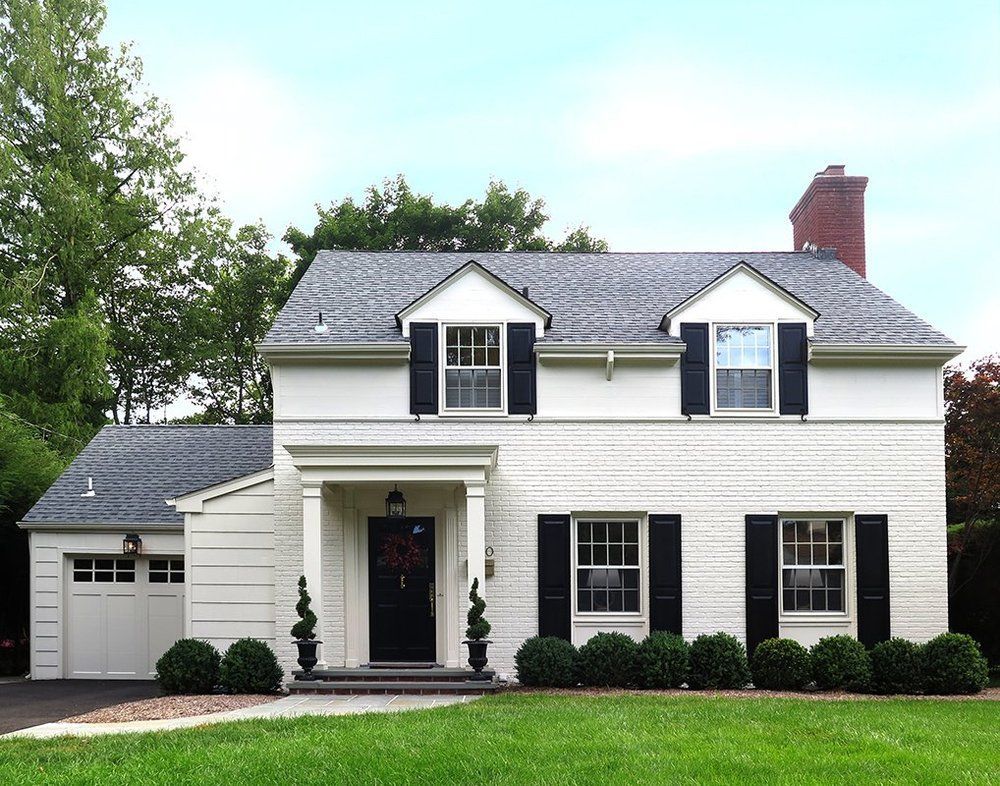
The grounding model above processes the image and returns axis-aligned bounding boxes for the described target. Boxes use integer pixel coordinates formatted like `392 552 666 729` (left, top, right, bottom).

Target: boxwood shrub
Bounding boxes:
220 638 284 694
687 632 751 689
921 633 989 695
156 639 221 694
637 632 689 689
576 632 639 687
810 635 870 691
869 638 924 695
750 638 811 690
514 636 578 687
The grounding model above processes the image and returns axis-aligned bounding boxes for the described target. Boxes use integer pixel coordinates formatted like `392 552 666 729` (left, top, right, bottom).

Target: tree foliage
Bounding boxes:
185 223 291 424
284 175 607 283
944 356 1000 592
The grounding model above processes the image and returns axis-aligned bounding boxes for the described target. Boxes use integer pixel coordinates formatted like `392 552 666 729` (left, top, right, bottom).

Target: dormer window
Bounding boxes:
715 324 773 410
444 326 502 410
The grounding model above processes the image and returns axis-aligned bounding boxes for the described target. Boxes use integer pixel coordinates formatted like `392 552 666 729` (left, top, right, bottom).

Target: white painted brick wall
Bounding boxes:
272 419 947 676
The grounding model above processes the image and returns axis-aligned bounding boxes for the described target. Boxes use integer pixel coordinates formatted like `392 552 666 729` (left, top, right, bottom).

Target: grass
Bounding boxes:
1 693 998 785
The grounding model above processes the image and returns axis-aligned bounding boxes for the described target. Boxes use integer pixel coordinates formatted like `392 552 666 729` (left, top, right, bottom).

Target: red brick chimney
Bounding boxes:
789 165 869 277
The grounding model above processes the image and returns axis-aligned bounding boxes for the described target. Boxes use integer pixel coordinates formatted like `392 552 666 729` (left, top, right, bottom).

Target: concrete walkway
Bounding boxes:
4 693 477 739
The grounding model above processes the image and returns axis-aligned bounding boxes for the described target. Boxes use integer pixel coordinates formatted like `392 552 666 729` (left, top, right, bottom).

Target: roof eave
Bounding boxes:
808 343 965 363
256 343 410 361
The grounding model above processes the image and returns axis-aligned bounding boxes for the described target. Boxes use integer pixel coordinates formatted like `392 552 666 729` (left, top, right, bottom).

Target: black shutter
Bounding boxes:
538 514 571 640
649 514 682 634
680 323 710 415
507 323 536 414
778 323 809 415
855 514 890 648
409 322 438 414
745 514 779 656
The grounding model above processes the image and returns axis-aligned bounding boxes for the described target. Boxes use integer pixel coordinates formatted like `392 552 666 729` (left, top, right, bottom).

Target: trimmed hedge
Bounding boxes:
577 632 639 687
220 639 284 694
637 632 690 689
869 638 924 695
750 638 811 690
922 633 989 695
810 635 870 691
688 632 751 689
156 639 220 695
514 637 578 687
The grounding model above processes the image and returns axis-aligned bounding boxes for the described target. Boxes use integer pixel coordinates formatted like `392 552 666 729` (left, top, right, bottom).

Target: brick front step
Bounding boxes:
292 667 494 683
287 679 500 696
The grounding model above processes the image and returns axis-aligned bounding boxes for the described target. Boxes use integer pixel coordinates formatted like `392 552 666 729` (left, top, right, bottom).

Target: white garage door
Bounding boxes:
67 556 185 679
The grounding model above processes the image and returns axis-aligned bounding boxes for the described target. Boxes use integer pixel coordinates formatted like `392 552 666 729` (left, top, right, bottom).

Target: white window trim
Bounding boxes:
778 515 852 621
438 321 507 416
571 516 645 620
710 322 778 416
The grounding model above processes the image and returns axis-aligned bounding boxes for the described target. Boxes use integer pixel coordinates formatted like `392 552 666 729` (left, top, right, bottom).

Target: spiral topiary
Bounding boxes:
291 575 317 640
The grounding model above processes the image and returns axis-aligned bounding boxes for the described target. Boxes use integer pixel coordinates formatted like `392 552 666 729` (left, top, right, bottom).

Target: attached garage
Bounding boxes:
20 425 274 680
66 556 185 679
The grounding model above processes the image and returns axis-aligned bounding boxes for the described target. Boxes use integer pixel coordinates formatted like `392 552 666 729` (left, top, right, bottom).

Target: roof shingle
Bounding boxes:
22 425 273 525
263 251 956 347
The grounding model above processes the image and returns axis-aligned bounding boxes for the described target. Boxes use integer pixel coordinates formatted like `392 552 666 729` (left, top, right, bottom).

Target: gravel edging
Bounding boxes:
63 694 280 723
510 686 1000 701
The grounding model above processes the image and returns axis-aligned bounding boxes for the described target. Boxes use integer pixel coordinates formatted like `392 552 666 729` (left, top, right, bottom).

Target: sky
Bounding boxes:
104 0 1000 363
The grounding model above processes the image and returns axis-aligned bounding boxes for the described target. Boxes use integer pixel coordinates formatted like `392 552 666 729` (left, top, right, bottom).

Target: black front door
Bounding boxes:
368 517 436 663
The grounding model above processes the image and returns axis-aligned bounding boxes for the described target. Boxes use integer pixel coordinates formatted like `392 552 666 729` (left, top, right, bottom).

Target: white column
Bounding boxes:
444 500 460 667
465 480 486 601
342 487 360 668
302 481 326 668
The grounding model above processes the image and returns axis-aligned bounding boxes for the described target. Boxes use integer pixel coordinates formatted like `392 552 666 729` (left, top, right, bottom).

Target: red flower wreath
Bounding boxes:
380 532 423 573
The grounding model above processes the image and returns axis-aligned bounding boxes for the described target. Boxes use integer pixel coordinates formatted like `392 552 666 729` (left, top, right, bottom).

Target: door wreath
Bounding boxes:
380 532 423 574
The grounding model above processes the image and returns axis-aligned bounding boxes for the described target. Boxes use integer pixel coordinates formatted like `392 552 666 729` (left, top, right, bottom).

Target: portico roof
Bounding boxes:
285 444 499 485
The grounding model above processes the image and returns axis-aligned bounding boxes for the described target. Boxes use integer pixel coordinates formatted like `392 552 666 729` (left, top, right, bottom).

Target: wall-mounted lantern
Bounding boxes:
385 485 406 519
122 533 142 555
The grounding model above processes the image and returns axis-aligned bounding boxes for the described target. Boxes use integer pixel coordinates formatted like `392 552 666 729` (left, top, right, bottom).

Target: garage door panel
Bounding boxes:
105 593 140 676
68 593 106 676
147 592 184 676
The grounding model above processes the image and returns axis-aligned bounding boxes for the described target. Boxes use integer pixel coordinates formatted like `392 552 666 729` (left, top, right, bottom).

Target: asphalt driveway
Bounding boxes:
0 679 160 734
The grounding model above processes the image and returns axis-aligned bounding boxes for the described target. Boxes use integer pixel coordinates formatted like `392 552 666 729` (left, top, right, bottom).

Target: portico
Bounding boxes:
286 445 498 669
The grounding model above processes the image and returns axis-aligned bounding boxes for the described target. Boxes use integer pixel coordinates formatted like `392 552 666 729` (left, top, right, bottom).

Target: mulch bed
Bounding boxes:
63 694 280 723
509 686 1000 701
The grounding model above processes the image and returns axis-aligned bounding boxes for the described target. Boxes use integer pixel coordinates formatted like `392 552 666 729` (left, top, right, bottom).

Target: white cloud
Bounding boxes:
951 293 1000 365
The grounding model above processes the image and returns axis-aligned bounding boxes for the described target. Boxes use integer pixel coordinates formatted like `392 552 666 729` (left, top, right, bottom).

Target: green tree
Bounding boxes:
185 223 291 424
284 176 607 284
0 0 207 434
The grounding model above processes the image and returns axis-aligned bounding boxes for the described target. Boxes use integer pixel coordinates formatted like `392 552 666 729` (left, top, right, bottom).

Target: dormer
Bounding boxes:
396 261 550 339
662 262 818 418
399 261 551 417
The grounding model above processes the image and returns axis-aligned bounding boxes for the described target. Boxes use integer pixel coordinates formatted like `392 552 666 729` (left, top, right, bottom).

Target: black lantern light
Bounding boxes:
123 533 142 555
385 485 406 519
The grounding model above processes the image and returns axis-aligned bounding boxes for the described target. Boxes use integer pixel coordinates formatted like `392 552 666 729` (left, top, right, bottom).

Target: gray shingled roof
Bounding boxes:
22 425 273 525
263 251 955 347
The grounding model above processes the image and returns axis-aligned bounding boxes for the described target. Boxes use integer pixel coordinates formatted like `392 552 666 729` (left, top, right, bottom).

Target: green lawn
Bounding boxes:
1 693 997 785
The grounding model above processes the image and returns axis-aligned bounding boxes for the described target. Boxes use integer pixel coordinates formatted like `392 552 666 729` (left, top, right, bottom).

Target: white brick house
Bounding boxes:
21 166 962 683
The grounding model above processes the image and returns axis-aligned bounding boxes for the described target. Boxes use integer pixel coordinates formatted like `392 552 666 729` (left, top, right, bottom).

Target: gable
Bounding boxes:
396 262 549 339
663 263 818 337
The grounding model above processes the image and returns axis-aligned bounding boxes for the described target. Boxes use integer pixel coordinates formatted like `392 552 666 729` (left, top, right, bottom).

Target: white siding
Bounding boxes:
27 529 184 680
809 362 942 419
272 419 948 678
536 360 681 418
187 478 276 651
274 361 409 419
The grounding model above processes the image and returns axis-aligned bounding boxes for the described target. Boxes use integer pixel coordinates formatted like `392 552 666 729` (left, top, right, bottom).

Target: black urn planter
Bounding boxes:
294 638 322 679
465 639 491 680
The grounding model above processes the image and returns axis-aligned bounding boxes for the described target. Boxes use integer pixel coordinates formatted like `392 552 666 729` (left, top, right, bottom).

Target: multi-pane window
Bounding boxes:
781 520 845 612
444 326 501 409
715 325 773 409
577 520 640 613
72 558 135 583
150 559 185 584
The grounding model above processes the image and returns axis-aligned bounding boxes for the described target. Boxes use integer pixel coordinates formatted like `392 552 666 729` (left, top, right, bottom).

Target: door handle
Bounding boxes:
429 581 435 618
